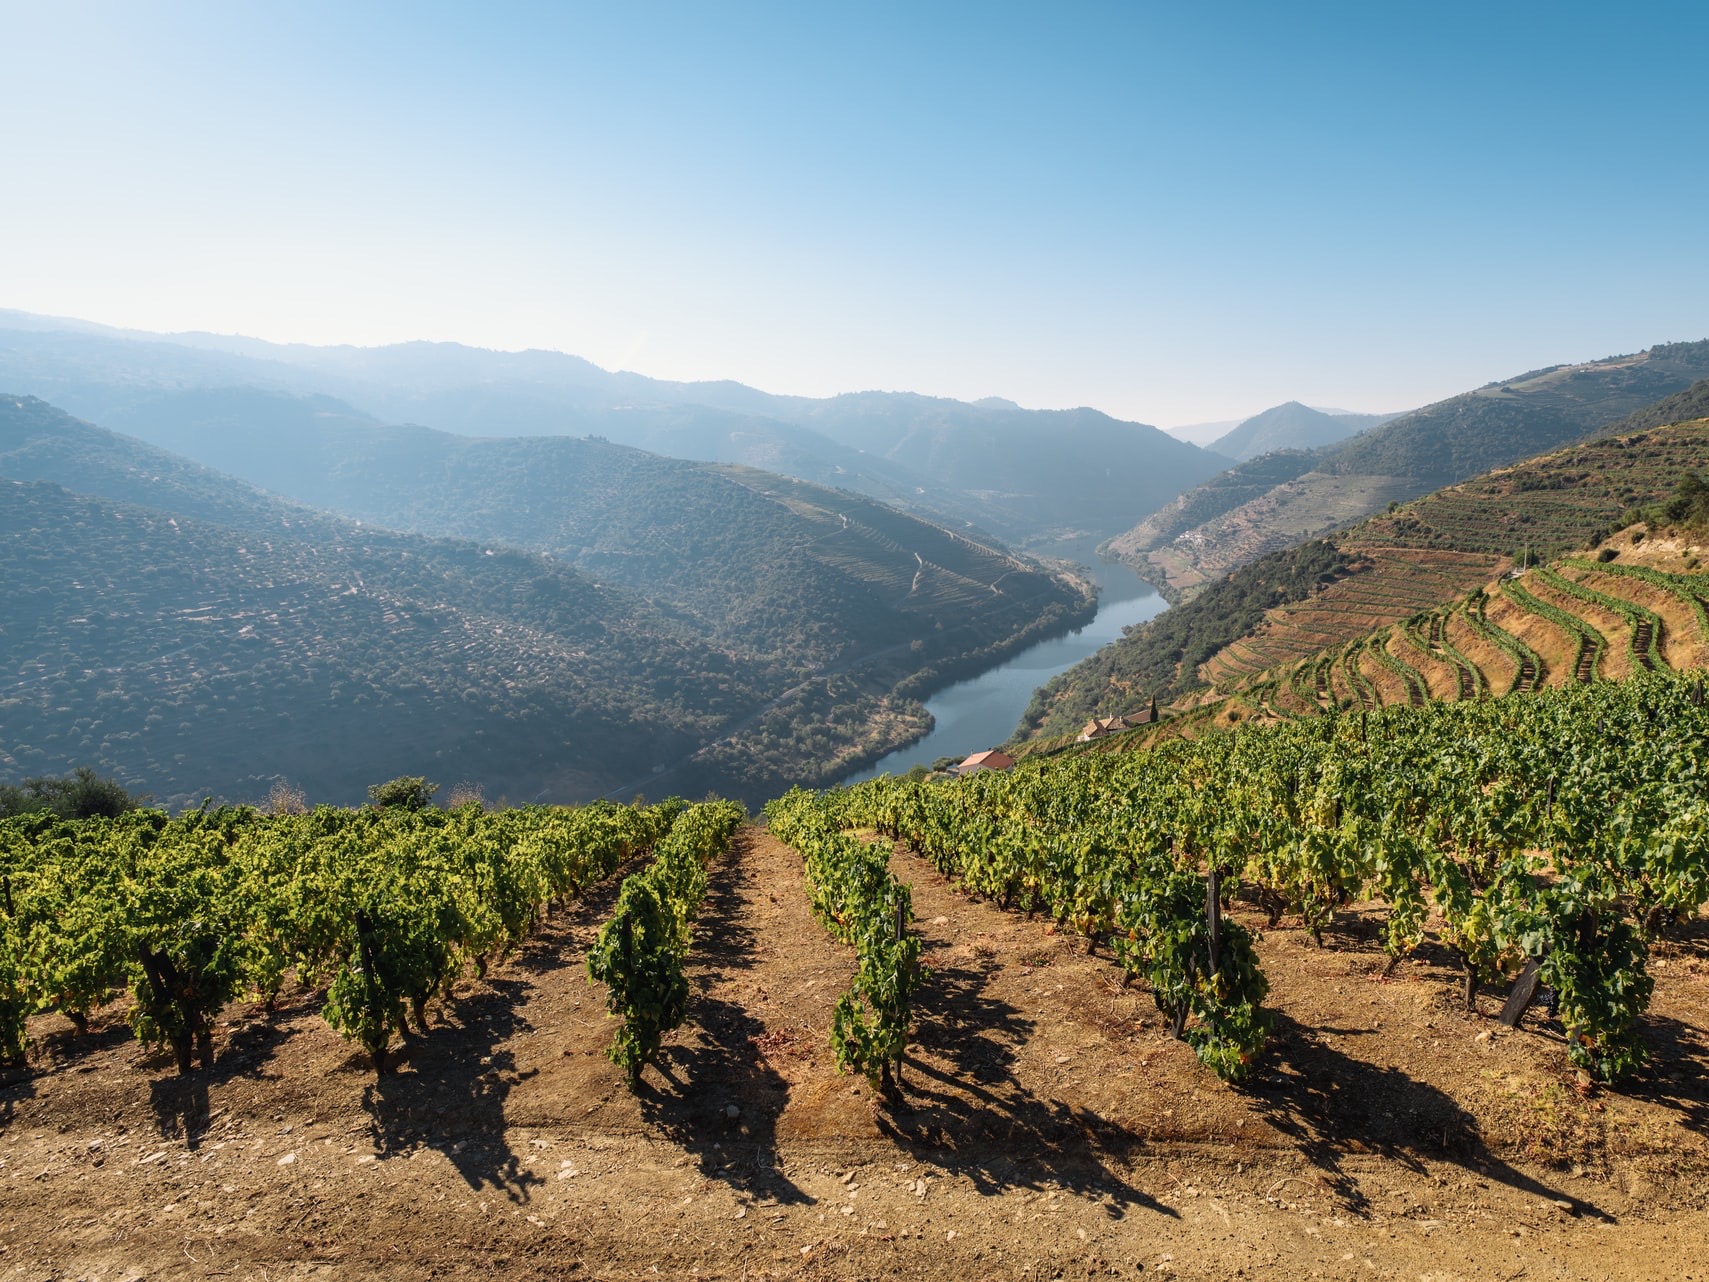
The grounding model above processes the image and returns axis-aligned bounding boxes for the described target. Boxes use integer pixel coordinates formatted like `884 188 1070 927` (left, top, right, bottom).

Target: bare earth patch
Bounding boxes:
2 827 1706 1281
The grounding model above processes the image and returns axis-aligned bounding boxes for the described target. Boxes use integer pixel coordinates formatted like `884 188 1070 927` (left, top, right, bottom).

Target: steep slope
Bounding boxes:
0 476 761 810
0 314 1225 546
1109 341 1709 596
0 395 1092 800
1099 521 1709 748
1020 411 1709 740
1103 450 1323 595
1207 402 1392 461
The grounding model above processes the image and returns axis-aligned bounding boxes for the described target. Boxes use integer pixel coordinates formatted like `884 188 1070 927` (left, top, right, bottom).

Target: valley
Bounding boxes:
0 393 1096 808
9 11 1709 1281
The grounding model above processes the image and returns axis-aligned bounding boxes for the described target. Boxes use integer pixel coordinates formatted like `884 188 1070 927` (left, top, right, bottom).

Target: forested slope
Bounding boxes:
0 394 1093 803
0 478 753 808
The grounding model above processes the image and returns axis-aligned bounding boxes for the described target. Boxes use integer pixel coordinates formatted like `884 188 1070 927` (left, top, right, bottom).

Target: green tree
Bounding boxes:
367 776 439 811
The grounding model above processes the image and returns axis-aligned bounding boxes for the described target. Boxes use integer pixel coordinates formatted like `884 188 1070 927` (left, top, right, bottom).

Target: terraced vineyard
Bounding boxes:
1028 415 1709 744
1214 526 1709 729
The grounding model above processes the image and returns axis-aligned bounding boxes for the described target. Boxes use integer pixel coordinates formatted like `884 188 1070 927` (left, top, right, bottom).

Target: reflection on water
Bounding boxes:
839 542 1165 785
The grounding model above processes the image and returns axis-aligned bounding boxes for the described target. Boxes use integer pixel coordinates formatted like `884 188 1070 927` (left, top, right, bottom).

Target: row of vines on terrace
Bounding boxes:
801 670 1709 1085
0 798 699 1075
587 801 746 1086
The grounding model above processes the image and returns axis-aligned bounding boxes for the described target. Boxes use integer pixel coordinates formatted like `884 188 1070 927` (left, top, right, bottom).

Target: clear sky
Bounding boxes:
3 1 1706 425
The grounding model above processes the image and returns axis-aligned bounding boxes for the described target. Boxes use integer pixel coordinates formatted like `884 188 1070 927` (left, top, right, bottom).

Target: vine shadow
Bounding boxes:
1623 1012 1709 1133
877 945 1177 1221
1240 1012 1613 1220
147 1014 295 1148
359 976 542 1202
638 839 808 1204
0 1061 36 1125
355 858 654 1200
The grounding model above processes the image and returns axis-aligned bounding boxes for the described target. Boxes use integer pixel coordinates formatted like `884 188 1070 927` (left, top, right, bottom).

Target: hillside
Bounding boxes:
1206 401 1393 461
0 476 757 809
1 396 1091 674
1020 413 1709 739
0 395 1092 802
1072 518 1709 758
1108 341 1709 597
0 314 1226 546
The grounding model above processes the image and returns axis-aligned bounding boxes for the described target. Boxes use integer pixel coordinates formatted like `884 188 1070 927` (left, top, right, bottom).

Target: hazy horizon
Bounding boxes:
3 3 1706 424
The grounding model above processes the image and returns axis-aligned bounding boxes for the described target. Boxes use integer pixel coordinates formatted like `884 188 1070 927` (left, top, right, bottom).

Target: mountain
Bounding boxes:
9 394 1090 670
0 395 1092 804
1106 341 1709 598
0 394 766 808
1164 419 1241 448
1206 402 1394 462
1017 399 1709 741
0 313 1226 546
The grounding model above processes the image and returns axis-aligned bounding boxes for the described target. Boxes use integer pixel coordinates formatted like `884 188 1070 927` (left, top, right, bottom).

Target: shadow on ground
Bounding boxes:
878 941 1178 1221
639 835 809 1205
361 976 543 1201
355 864 644 1202
1242 1012 1613 1220
148 1012 296 1147
1627 1011 1709 1134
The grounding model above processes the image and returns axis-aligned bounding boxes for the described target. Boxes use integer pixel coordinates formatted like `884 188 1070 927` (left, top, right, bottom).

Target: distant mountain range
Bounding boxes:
0 310 1223 548
1110 342 1709 599
0 395 1092 806
1164 403 1396 456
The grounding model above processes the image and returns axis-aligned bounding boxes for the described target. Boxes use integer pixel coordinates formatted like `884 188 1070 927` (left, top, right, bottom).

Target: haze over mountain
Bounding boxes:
1107 341 1709 598
1207 402 1397 461
0 312 1224 547
0 394 1092 806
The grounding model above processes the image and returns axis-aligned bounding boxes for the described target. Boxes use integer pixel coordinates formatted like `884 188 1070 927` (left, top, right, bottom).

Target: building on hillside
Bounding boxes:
1078 716 1127 741
1079 704 1159 741
955 749 1015 774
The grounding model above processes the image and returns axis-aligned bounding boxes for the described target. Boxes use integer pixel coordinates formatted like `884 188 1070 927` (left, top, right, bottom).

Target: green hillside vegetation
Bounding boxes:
1109 341 1709 598
3 395 1089 677
1 395 1092 805
1606 378 1709 435
0 477 759 809
1020 412 1709 740
1056 489 1709 755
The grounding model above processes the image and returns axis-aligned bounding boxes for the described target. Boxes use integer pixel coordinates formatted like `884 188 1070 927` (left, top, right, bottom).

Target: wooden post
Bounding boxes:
1206 867 1223 978
1499 957 1543 1028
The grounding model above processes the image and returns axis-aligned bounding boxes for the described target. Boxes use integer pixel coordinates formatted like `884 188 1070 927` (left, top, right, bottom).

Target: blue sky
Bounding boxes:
2 1 1706 424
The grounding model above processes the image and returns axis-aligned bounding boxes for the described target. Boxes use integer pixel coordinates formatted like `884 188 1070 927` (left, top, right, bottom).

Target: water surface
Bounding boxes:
840 543 1165 784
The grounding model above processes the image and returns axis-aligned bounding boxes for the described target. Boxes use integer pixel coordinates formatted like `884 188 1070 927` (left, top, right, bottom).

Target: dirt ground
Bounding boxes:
3 826 1708 1282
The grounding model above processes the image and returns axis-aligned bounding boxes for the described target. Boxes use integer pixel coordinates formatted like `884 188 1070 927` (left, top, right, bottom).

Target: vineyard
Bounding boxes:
4 672 1709 1278
0 796 745 1077
1208 525 1709 730
0 780 1705 1276
816 670 1709 1088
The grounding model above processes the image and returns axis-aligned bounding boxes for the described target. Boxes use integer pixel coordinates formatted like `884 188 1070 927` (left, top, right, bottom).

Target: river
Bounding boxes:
839 541 1166 784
